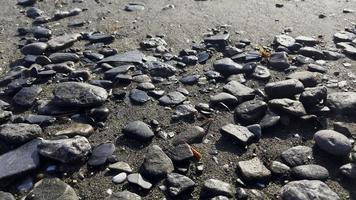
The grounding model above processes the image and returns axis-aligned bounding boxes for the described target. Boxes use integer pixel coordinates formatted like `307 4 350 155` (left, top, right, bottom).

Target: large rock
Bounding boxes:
141 145 174 178
327 92 356 115
53 82 108 107
314 130 352 156
237 157 271 182
0 123 42 144
280 180 339 200
265 79 304 98
122 121 154 141
0 139 41 182
25 178 79 200
38 136 91 163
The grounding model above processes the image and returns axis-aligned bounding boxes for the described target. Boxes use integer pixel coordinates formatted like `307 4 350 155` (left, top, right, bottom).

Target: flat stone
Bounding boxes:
167 173 195 196
106 190 141 200
109 161 133 173
122 121 154 141
25 178 78 200
48 34 81 51
143 61 177 78
265 79 304 98
234 100 267 124
26 7 43 18
298 47 324 59
55 123 94 137
104 65 134 79
292 164 329 180
21 42 48 55
23 114 55 125
269 98 307 116
280 180 339 200
159 91 186 106
49 53 80 63
281 146 313 167
18 0 36 6
314 130 352 156
99 50 145 65
88 142 115 166
53 82 108 107
124 3 145 11
127 173 152 190
210 92 238 108
0 123 42 144
202 179 235 198
204 33 230 46
221 124 255 145
287 71 322 87
13 85 42 107
274 34 295 47
237 157 271 182
213 58 244 75
141 145 174 178
223 81 255 102
166 143 194 163
129 89 150 104
172 126 206 145
327 92 356 115
39 136 91 163
295 36 318 46
173 104 198 120
0 139 41 181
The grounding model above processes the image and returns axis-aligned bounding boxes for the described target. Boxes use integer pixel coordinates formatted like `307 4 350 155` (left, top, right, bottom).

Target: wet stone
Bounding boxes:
21 42 48 55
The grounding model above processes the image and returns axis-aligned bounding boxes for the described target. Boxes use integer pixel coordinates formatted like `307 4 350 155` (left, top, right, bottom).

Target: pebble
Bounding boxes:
112 172 127 184
88 142 115 166
314 130 352 156
109 161 133 173
141 145 174 178
220 124 255 146
202 179 235 198
292 164 329 180
237 157 271 182
127 173 152 190
122 121 154 141
281 146 313 167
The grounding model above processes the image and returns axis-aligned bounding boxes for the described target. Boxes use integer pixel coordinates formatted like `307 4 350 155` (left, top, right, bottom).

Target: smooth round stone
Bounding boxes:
21 42 48 55
292 164 329 180
159 91 187 106
122 121 154 141
270 161 290 175
89 106 109 122
314 130 352 156
112 172 127 184
137 82 155 91
54 123 94 137
26 7 43 18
